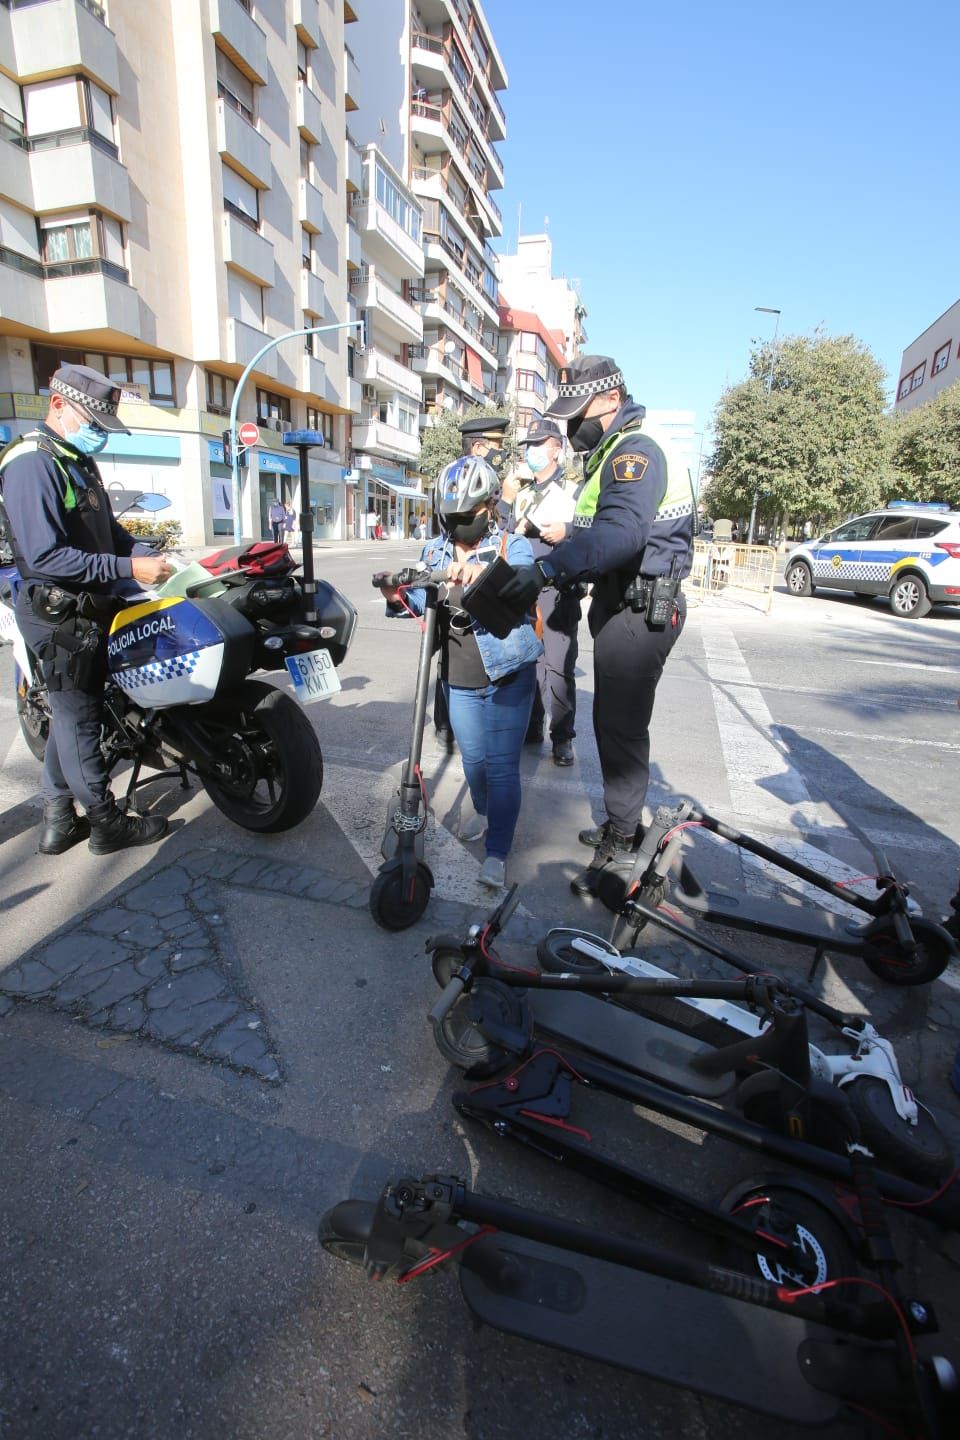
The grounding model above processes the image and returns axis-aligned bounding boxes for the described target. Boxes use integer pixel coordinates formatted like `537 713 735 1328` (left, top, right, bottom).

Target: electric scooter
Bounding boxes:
367 566 449 931
425 890 958 1207
592 800 957 986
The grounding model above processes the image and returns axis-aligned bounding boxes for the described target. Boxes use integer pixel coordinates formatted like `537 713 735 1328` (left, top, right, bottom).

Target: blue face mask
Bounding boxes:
525 445 551 475
68 422 109 456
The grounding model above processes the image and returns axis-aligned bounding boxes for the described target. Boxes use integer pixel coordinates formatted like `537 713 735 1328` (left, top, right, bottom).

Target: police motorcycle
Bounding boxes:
0 492 357 834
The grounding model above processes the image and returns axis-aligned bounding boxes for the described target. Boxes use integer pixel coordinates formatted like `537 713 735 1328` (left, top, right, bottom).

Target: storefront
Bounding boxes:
364 462 425 539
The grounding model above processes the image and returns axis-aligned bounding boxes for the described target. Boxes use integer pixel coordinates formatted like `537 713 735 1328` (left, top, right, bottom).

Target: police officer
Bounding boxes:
512 417 581 766
433 413 512 748
500 356 693 894
0 364 173 856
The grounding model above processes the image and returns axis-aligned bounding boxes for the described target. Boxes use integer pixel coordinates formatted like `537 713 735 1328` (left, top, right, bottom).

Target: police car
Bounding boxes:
784 503 960 618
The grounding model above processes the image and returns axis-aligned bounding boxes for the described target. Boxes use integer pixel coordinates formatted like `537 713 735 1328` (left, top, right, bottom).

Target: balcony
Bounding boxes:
355 347 421 401
30 137 130 220
422 237 498 323
344 44 360 112
209 0 267 85
1 127 32 209
299 177 323 233
301 351 326 398
420 298 495 366
409 345 471 394
346 217 361 269
351 418 421 463
8 0 119 91
216 97 271 189
349 266 422 345
44 264 141 336
0 249 46 329
349 200 423 280
224 316 277 376
222 209 274 286
296 78 323 145
293 0 320 47
301 265 325 316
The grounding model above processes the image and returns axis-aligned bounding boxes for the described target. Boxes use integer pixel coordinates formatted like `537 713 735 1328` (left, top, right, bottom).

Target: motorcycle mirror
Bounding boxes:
107 489 172 517
133 492 172 513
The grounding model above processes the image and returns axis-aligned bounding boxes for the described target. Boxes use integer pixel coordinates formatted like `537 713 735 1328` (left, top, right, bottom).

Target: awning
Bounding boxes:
375 478 425 500
465 346 482 388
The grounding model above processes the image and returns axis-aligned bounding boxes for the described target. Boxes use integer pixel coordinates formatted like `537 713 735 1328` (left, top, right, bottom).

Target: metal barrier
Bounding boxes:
685 540 777 614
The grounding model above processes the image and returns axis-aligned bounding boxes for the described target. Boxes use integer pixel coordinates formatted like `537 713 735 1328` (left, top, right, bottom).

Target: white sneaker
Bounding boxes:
458 805 488 843
478 856 506 889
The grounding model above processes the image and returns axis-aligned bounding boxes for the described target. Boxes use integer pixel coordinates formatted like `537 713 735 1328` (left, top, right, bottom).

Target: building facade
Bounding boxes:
495 300 563 437
0 0 355 544
894 298 960 414
497 233 587 364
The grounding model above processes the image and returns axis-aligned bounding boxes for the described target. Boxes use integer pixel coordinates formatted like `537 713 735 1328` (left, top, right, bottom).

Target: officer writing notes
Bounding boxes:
500 356 693 895
0 364 172 856
512 417 581 766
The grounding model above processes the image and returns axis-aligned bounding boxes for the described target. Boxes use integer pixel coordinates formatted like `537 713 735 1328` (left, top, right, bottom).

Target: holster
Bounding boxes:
28 584 111 692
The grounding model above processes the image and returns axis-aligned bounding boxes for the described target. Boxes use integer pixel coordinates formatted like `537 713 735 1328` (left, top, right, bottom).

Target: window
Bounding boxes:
297 39 309 83
516 369 545 398
41 217 94 264
519 331 547 362
307 408 335 446
898 376 911 401
227 269 263 328
827 518 878 543
301 226 313 270
39 210 126 275
256 388 291 427
374 164 421 241
216 49 255 121
871 516 917 541
222 163 259 226
397 403 418 435
914 517 949 539
207 371 236 416
516 408 535 432
911 363 925 392
932 342 950 376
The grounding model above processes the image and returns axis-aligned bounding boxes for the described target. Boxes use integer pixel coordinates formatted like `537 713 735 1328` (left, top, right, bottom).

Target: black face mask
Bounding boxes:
482 447 504 471
566 415 605 453
446 510 491 545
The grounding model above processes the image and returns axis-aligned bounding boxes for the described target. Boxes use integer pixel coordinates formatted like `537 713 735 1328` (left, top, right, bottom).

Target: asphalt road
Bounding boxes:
1 547 959 1440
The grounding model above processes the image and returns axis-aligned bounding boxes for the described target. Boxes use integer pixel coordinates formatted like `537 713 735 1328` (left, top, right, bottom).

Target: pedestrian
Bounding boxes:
431 414 512 752
512 416 581 767
268 496 285 543
500 355 694 895
283 500 296 546
366 507 378 541
0 363 173 855
375 456 542 890
412 511 426 541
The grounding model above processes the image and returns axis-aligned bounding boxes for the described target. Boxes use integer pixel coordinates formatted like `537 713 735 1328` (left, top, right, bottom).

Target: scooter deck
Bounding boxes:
528 989 735 1100
460 1234 842 1425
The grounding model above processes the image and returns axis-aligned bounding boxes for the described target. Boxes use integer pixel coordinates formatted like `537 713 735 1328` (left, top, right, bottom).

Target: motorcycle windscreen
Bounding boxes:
106 596 253 706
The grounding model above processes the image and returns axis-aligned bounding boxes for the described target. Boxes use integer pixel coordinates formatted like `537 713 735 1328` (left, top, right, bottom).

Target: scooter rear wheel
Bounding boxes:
843 1079 953 1185
318 1200 376 1266
727 1184 859 1289
536 928 618 976
434 979 528 1075
369 861 432 931
862 918 951 986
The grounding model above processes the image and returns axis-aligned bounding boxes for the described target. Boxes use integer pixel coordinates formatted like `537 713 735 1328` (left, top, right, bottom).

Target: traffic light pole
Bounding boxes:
227 320 363 544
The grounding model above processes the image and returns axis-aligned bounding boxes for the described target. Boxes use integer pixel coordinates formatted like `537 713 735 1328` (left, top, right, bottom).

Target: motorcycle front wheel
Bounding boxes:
15 664 49 761
197 679 323 832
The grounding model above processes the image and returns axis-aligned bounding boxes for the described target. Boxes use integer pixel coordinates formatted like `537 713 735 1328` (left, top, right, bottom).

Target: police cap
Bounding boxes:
545 355 625 422
459 414 509 443
49 363 131 435
520 416 563 446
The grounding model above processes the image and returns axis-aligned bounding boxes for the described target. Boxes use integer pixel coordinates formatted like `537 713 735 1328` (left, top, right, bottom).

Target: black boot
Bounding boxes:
571 824 636 897
38 798 91 856
578 819 644 850
87 798 168 855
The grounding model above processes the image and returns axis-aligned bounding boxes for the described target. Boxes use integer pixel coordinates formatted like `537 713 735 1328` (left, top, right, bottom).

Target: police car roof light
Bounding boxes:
887 500 951 512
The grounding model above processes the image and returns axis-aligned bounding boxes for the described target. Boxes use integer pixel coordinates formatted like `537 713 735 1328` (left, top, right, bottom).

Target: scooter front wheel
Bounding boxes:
369 861 433 931
318 1200 376 1266
434 979 527 1075
726 1183 859 1290
843 1079 953 1185
862 917 952 986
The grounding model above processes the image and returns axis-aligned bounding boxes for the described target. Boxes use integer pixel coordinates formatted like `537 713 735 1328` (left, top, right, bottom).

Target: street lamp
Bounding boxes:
748 306 781 543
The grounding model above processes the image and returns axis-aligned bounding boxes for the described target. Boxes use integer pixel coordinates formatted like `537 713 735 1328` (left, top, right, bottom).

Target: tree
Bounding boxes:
703 332 891 532
888 380 960 510
416 401 517 482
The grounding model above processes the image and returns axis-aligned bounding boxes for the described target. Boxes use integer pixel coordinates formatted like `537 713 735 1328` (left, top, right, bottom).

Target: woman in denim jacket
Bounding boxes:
377 457 542 890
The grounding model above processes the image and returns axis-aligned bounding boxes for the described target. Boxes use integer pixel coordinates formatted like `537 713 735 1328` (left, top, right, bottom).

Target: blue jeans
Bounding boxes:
445 663 537 860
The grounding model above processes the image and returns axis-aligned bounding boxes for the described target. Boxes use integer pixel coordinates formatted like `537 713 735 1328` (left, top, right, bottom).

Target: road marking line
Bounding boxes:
774 725 960 753
851 657 960 675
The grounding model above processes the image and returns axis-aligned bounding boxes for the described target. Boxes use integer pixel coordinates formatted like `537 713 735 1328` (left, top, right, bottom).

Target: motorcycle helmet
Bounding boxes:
435 456 501 532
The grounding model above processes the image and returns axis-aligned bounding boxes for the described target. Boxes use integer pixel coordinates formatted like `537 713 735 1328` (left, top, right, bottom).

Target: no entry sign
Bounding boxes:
238 422 260 448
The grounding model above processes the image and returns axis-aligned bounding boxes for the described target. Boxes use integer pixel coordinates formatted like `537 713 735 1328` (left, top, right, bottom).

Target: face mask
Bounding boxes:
525 445 551 474
566 415 605 454
482 447 504 471
447 510 491 545
67 422 109 456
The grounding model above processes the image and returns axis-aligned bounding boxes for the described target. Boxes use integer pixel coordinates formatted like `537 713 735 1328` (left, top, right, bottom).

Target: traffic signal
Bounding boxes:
222 428 233 468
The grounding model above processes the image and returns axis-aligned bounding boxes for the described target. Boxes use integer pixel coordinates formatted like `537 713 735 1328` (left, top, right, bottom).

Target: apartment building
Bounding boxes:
498 233 587 364
0 0 354 544
348 0 507 430
894 298 960 415
496 300 564 436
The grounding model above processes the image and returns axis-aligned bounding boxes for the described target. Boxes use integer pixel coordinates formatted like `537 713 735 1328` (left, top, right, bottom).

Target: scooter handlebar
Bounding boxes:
372 567 449 589
428 974 466 1026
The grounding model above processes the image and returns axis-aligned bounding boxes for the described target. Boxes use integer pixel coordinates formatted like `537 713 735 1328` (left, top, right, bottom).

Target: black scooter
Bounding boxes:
368 566 450 931
593 800 957 986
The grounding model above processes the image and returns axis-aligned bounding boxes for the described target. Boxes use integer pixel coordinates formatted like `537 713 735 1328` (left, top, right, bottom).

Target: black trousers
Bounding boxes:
16 609 109 809
528 586 581 743
271 521 284 543
590 595 686 834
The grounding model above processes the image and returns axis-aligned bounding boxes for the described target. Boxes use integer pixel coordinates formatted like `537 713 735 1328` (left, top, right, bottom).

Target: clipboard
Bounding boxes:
460 556 527 639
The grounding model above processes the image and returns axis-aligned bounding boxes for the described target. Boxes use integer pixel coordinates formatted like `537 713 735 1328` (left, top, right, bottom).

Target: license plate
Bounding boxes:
285 649 341 703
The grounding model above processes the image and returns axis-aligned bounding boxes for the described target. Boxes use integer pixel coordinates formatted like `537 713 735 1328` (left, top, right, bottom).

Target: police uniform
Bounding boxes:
502 356 693 892
513 417 581 762
0 364 167 854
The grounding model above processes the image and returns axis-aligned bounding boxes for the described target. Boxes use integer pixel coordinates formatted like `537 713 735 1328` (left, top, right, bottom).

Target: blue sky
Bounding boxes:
482 0 959 440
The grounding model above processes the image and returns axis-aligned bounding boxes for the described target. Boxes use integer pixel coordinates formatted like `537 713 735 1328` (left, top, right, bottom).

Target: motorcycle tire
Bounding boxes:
199 679 323 833
862 917 952 986
843 1078 953 1186
15 665 49 761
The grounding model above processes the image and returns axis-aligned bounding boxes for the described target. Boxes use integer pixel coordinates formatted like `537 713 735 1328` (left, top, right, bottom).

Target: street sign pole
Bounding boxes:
227 321 363 544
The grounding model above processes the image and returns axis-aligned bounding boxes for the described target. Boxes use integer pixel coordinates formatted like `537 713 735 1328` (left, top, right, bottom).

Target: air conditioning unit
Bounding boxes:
362 384 377 402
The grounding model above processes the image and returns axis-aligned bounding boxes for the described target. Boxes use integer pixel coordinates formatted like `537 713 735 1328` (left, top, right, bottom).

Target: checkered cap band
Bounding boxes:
557 370 624 400
50 377 120 416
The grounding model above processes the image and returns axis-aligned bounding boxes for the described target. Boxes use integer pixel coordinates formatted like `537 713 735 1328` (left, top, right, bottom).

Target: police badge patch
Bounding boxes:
87 487 101 510
611 453 649 482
